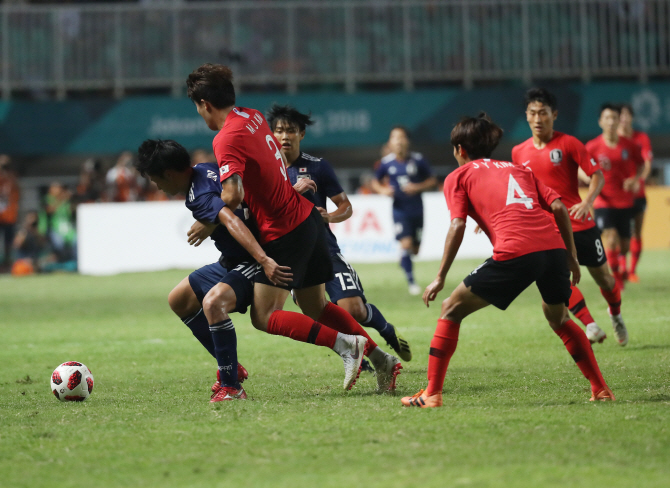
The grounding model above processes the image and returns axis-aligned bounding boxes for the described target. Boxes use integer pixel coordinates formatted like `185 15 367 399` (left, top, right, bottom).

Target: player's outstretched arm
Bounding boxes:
403 176 438 196
569 169 604 221
550 199 581 286
370 177 394 197
187 220 218 247
424 218 466 307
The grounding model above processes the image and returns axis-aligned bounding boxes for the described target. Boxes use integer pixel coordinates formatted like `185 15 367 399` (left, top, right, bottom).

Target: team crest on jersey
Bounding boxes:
220 165 229 176
388 166 397 175
621 149 629 160
598 156 611 171
206 170 218 181
299 167 307 173
549 149 563 165
406 162 417 175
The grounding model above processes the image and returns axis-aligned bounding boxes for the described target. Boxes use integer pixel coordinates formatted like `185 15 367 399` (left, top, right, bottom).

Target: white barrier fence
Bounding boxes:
77 193 493 276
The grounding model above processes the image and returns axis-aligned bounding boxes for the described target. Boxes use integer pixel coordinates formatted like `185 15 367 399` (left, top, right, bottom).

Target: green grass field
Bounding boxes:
1 252 669 488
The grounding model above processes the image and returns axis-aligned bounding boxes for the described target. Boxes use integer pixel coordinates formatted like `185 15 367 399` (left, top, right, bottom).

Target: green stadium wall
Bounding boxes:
1 81 669 156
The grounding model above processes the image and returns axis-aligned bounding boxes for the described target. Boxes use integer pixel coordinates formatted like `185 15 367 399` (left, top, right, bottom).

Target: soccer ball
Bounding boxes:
50 362 94 402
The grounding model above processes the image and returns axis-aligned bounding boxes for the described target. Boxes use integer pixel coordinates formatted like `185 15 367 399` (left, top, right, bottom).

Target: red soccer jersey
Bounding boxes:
512 131 598 232
444 159 565 261
585 135 642 210
629 130 652 197
213 107 313 244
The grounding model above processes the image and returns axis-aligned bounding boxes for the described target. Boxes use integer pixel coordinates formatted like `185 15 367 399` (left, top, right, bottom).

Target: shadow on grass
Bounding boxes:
624 344 670 351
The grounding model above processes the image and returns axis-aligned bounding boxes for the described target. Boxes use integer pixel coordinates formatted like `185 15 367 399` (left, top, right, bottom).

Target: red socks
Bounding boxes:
568 285 596 327
267 310 337 349
600 282 622 316
630 237 642 274
426 319 460 396
618 254 628 276
606 249 619 276
554 319 607 395
317 302 378 351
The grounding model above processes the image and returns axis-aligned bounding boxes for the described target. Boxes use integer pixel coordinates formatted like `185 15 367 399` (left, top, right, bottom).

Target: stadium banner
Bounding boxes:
77 193 493 276
3 81 670 156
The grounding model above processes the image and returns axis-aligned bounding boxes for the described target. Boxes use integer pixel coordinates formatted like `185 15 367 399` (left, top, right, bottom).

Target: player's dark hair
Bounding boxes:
450 112 503 160
136 139 191 177
619 103 634 116
525 87 557 111
186 63 235 109
599 102 620 116
266 104 314 132
390 125 411 139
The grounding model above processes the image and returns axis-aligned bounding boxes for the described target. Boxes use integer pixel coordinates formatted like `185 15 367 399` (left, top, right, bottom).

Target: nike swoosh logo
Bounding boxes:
351 338 360 360
522 160 531 167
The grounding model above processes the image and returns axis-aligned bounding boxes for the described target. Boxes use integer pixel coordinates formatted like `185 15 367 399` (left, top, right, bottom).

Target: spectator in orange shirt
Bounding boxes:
0 155 20 271
106 151 141 202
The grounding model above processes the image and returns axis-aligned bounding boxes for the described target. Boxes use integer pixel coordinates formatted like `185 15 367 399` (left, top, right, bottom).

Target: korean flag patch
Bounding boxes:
220 165 229 176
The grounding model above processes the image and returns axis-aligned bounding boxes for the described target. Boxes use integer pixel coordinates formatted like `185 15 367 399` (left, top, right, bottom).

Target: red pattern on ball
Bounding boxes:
63 361 82 367
52 371 63 385
86 377 94 394
67 370 82 390
52 389 60 399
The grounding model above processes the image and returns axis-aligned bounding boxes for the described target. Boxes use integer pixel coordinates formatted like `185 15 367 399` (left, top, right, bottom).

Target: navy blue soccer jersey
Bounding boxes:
286 152 342 254
375 152 433 216
185 162 257 264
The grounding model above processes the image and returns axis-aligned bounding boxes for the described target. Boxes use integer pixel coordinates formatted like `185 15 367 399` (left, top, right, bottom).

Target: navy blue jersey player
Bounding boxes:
371 127 437 295
136 140 258 402
267 104 412 362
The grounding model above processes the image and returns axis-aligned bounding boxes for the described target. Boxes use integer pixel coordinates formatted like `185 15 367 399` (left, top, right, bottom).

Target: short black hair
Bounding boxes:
525 87 557 111
266 104 314 132
450 112 503 160
186 63 235 109
136 139 191 178
619 103 634 116
600 102 621 116
390 125 411 139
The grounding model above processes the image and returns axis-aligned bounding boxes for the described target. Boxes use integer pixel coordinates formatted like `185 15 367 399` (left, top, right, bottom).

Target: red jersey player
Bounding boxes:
186 64 401 397
586 103 644 294
618 103 653 282
512 88 627 347
401 113 614 408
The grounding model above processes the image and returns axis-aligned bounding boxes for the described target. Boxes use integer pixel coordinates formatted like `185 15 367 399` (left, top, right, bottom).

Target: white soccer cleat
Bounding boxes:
585 323 607 344
334 334 367 390
408 283 421 296
608 308 628 346
371 352 402 392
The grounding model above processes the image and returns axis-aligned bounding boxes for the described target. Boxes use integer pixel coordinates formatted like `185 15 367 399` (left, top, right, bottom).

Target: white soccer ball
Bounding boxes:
50 362 94 402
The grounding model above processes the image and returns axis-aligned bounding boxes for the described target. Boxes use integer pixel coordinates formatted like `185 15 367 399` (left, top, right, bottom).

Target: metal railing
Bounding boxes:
2 0 669 99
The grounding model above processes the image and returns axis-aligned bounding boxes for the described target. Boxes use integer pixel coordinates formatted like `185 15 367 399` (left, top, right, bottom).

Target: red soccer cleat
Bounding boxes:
211 363 249 393
210 386 247 403
627 273 640 283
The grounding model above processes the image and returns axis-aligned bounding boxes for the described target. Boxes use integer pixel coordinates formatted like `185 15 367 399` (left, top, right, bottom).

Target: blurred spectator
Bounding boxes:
357 172 375 195
75 158 107 204
191 148 215 166
142 180 171 202
11 210 50 276
106 151 141 202
372 142 392 171
0 155 20 272
38 182 77 269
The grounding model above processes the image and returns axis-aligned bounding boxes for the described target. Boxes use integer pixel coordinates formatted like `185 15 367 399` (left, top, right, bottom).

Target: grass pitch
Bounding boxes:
1 251 669 488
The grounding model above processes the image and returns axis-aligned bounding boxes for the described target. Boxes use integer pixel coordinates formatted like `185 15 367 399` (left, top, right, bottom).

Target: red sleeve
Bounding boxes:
533 173 561 211
637 132 653 161
570 136 599 177
631 142 644 171
213 130 246 182
443 172 469 220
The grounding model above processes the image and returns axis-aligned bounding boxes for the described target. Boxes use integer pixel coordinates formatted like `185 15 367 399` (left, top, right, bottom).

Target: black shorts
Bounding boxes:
594 207 634 239
633 197 647 215
393 210 423 245
188 260 258 314
573 226 607 268
325 253 367 303
256 207 334 290
463 249 571 310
